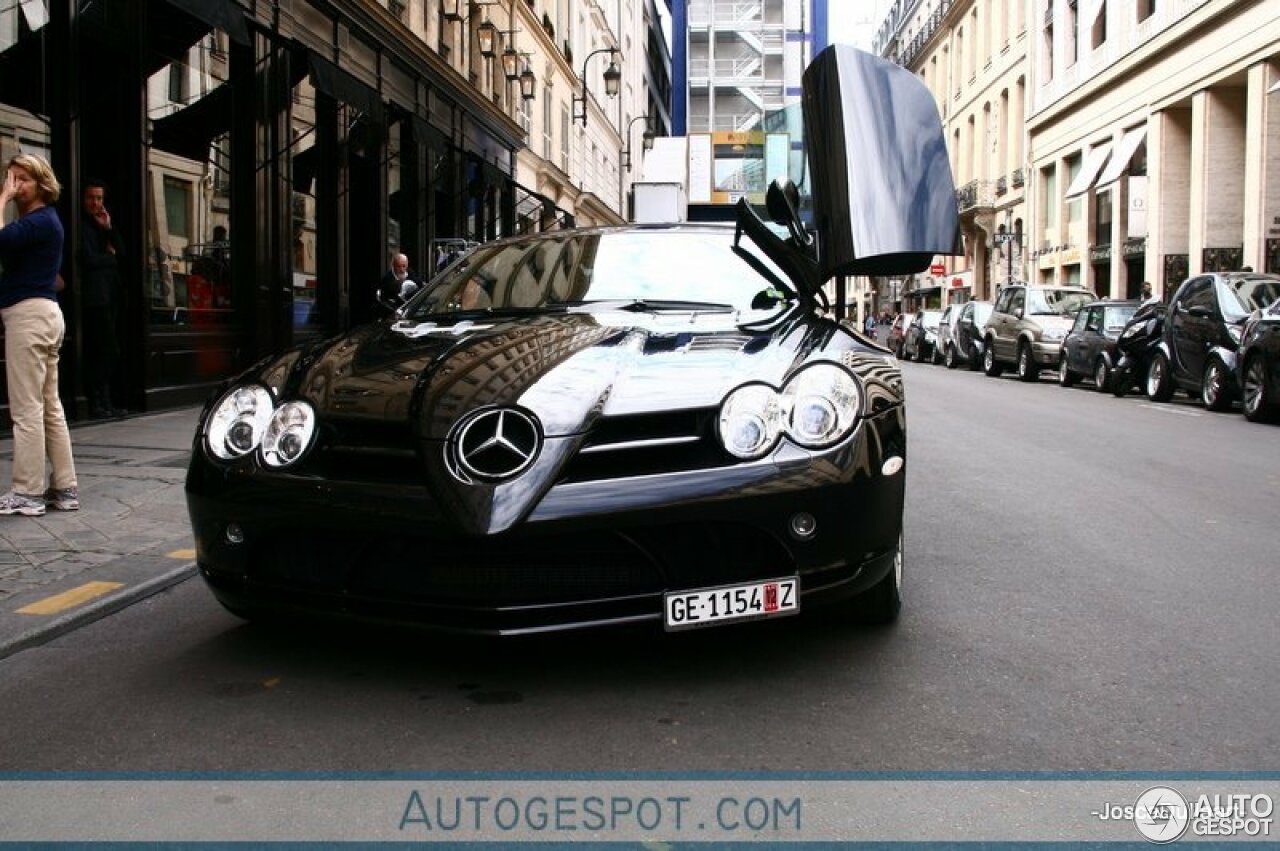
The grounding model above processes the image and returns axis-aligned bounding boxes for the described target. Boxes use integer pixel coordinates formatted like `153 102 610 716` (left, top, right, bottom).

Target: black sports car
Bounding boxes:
185 46 962 635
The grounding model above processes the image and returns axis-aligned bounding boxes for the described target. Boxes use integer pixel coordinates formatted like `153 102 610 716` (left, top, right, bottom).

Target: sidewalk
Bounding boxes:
0 407 202 660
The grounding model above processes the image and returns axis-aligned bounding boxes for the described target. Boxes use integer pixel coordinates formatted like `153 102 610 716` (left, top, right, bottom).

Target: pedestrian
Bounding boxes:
1140 281 1155 304
0 153 79 516
378 252 418 307
78 178 126 417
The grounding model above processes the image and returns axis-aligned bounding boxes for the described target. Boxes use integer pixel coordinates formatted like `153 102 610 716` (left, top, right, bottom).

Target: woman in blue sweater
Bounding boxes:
0 153 78 516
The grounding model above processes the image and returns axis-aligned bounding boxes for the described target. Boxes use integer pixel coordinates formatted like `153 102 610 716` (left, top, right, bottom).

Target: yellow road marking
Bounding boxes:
17 581 125 615
167 548 196 559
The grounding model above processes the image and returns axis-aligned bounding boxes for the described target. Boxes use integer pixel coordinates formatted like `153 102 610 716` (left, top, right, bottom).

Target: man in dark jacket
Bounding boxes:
79 178 126 417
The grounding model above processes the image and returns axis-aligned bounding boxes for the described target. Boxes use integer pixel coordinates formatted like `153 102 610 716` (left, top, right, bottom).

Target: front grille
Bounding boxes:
247 522 795 607
560 410 731 482
298 419 422 485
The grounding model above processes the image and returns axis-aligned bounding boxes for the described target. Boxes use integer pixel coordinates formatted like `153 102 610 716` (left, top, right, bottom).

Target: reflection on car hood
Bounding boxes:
278 310 829 436
1030 315 1076 333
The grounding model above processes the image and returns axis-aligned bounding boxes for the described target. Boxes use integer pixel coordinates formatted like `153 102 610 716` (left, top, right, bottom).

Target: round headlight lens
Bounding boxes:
718 384 783 459
261 401 317 468
782 364 861 448
205 385 274 460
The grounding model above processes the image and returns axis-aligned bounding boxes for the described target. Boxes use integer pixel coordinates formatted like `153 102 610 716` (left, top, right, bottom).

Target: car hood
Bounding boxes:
1029 315 1075 334
281 309 823 435
262 309 849 534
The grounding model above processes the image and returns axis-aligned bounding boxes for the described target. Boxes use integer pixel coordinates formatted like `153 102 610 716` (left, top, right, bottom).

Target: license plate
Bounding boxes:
664 577 799 631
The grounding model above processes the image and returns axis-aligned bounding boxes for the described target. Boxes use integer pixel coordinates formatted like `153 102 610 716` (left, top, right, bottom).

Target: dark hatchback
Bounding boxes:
945 300 992 369
184 46 962 636
1147 272 1280 410
1239 296 1280 423
1057 300 1138 391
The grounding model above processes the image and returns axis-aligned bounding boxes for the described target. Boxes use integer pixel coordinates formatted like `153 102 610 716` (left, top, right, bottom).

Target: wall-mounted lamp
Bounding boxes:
518 55 536 101
477 16 498 58
441 1 500 59
572 46 620 126
621 115 654 173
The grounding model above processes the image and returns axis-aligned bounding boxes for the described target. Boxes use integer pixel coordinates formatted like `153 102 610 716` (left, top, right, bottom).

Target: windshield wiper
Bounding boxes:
563 299 736 313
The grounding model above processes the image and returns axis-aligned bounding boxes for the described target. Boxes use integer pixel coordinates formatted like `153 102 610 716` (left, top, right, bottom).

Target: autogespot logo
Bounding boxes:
1134 787 1190 844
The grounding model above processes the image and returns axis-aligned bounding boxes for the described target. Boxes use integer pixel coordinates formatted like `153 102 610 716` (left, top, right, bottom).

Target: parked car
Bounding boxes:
887 313 910 358
1146 272 1280 410
982 283 1096 381
901 309 943 362
1239 296 1280 423
934 303 964 366
1057 300 1138 391
945 300 993 369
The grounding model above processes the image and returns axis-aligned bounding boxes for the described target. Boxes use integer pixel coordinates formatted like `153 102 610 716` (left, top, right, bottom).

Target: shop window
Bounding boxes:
1094 189 1112 246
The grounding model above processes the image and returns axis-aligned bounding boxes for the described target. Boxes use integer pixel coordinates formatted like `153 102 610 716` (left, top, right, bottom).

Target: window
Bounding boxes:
1094 189 1112 246
163 176 192 238
1091 0 1107 48
167 63 187 105
543 87 553 160
1065 153 1082 223
1138 0 1156 22
560 105 570 171
1042 20 1054 82
1041 164 1057 229
1066 0 1078 66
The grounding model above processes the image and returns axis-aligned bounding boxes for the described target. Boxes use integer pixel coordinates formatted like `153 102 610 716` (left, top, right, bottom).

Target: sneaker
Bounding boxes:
43 486 80 511
0 491 46 517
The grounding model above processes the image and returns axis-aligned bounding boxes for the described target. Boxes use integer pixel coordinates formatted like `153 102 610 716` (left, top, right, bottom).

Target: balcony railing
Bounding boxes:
995 176 1007 196
1011 167 1025 188
955 179 996 213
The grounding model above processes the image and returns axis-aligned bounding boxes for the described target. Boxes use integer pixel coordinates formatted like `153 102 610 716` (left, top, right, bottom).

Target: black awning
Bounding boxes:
159 0 250 45
308 54 384 124
0 19 49 117
150 83 234 162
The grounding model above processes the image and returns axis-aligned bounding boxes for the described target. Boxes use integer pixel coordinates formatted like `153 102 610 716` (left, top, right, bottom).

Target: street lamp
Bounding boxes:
621 115 654 173
572 46 620 126
476 16 498 58
518 55 536 101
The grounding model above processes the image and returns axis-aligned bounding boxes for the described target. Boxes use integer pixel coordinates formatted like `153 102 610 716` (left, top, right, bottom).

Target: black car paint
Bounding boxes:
1239 298 1280 422
1060 300 1138 387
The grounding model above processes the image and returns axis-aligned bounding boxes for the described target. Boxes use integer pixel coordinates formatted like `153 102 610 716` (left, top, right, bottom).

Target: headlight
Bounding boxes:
261 401 317 468
1228 324 1244 346
205 385 274 460
782 364 862 448
718 364 863 458
718 384 783 459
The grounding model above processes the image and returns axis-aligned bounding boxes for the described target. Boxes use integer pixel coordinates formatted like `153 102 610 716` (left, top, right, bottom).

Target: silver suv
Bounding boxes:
982 284 1096 381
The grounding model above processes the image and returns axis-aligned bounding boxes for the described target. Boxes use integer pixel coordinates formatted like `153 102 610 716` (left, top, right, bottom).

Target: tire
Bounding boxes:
848 533 902 625
944 344 959 369
983 341 1003 376
1145 351 1174 402
1057 357 1077 387
1111 364 1130 397
1242 355 1278 423
1093 358 1111 393
931 344 943 365
1201 357 1231 411
1016 342 1039 382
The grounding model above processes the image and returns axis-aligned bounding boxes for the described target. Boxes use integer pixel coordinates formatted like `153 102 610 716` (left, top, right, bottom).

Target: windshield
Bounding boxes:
1103 305 1137 331
403 230 795 320
971 302 993 324
1027 288 1094 317
1222 277 1280 321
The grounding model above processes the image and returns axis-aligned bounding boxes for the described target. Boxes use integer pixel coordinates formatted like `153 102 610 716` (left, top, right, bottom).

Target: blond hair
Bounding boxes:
7 153 61 203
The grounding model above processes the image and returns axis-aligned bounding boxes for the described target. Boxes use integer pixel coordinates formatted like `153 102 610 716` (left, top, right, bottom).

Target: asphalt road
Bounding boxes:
2 362 1277 772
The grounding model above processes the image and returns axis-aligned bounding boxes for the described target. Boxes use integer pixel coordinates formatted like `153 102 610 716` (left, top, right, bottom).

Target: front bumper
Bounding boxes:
188 409 906 635
1032 339 1065 365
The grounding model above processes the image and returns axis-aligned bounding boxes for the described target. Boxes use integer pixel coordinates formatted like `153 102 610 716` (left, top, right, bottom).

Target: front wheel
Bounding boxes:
1058 357 1077 387
1093 358 1111 393
847 534 902 625
1146 352 1175 402
1201 357 1231 411
944 344 959 369
1016 343 1039 382
1242 356 1277 423
983 342 1003 377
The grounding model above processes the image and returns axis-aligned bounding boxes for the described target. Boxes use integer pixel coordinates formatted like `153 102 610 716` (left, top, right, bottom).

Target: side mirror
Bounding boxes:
766 178 811 250
1014 308 1024 319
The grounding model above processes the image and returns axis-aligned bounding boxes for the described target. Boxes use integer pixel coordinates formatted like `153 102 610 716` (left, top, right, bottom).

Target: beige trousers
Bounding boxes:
2 297 77 495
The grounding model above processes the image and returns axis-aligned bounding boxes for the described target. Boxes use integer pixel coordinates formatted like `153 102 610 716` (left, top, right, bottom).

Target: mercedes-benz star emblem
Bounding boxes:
451 407 541 482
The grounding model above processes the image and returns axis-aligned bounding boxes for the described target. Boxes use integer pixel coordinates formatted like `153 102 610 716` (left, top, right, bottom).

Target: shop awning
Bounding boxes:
1270 79 1280 95
308 54 384 124
1095 127 1146 188
150 83 234 162
159 0 250 46
1064 142 1113 198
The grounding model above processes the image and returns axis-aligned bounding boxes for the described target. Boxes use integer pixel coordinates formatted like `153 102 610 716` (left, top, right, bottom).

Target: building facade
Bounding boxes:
1027 0 1280 300
0 0 665 426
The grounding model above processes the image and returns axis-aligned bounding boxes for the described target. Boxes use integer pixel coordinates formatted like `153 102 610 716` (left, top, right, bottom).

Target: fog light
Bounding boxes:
225 523 245 545
789 512 817 540
881 456 904 476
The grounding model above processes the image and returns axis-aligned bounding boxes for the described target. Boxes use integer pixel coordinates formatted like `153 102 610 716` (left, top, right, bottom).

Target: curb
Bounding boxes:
0 561 197 662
